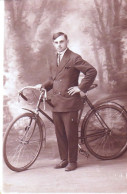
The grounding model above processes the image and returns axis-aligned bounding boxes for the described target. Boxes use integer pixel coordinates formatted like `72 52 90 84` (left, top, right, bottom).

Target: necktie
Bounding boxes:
57 53 61 66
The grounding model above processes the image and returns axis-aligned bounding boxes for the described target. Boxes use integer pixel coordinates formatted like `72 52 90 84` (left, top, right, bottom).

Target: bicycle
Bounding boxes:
3 84 127 172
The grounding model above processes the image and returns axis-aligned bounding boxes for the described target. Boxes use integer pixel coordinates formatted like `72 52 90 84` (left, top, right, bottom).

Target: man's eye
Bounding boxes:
54 40 64 44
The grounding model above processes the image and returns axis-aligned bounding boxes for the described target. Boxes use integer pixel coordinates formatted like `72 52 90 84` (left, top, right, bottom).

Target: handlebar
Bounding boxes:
18 83 98 102
18 86 47 101
19 92 28 101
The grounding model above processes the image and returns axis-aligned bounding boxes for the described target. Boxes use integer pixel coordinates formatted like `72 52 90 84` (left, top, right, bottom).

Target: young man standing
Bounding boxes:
36 32 97 171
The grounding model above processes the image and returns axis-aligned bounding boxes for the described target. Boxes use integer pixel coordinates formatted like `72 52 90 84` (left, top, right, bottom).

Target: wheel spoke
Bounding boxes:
86 131 105 143
90 135 105 154
11 143 25 165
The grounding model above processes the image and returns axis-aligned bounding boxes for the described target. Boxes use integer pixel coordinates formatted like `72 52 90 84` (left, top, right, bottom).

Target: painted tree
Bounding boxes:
4 0 68 125
93 0 126 91
86 0 127 91
4 0 68 85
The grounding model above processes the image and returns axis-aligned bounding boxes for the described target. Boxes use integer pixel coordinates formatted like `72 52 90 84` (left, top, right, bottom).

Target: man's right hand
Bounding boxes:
34 84 42 90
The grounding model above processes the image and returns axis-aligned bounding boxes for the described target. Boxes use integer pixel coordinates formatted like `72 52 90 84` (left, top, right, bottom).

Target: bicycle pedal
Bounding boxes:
79 149 89 158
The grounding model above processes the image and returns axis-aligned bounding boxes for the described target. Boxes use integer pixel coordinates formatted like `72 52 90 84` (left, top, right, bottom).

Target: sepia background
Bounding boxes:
3 0 127 193
4 0 127 125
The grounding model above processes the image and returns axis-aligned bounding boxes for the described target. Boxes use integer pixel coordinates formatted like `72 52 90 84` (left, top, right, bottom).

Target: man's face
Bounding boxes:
53 35 68 53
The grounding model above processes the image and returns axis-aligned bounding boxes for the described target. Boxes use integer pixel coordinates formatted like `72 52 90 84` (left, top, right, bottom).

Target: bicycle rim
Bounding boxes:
82 104 127 160
3 113 43 171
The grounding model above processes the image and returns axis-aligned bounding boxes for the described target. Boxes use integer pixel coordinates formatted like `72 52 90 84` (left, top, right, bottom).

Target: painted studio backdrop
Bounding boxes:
4 0 127 127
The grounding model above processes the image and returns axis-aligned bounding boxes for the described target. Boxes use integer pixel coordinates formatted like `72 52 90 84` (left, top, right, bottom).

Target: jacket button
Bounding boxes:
60 79 62 82
58 92 61 95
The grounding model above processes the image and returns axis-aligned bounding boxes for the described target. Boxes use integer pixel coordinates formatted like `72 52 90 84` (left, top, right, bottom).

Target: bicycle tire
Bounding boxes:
3 112 43 172
81 104 127 160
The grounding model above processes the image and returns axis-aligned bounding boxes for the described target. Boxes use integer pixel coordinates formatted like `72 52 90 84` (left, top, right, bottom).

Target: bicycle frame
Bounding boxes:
19 84 127 159
24 94 93 126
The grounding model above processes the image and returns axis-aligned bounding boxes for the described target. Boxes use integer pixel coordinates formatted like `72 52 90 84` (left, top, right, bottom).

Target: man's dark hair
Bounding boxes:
52 32 68 40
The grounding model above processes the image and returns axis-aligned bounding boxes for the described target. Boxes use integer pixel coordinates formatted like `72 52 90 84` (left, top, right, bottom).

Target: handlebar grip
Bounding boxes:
19 93 28 101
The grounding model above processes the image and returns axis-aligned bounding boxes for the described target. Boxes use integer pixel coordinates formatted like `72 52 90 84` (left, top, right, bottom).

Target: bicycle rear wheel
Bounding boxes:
82 104 127 160
3 112 43 172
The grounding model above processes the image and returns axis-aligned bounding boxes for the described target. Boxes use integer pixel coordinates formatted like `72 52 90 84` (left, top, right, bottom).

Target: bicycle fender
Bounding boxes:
94 98 127 112
99 101 127 114
22 108 46 146
22 108 35 114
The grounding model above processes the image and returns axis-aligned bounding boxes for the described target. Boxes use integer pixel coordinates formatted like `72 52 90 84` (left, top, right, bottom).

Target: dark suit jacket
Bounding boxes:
43 49 97 112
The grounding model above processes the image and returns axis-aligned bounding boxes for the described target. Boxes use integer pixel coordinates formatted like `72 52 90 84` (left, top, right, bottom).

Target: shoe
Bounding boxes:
54 160 68 169
65 162 77 171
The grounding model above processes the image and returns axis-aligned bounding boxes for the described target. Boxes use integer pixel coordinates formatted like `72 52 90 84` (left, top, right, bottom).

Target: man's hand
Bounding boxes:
68 86 80 95
34 84 42 90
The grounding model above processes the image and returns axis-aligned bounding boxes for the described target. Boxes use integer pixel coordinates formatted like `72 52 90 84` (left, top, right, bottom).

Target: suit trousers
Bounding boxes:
53 111 78 163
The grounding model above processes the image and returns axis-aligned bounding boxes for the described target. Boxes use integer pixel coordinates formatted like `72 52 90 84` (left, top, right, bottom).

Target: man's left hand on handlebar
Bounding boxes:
34 84 43 90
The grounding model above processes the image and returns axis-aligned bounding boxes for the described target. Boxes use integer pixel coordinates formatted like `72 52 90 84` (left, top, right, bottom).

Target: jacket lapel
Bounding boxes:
54 49 71 79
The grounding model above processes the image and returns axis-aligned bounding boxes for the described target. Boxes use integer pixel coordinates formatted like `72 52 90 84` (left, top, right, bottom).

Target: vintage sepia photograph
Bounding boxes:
2 0 127 193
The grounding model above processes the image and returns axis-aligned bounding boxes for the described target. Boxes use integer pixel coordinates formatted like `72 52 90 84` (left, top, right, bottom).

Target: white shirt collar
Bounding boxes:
57 48 68 56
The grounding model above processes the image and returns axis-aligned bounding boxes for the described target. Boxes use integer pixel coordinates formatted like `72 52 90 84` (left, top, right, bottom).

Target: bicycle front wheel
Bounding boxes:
3 112 43 172
82 104 127 160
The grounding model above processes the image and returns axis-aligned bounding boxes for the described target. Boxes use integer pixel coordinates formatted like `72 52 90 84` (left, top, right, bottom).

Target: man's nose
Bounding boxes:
58 42 61 46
